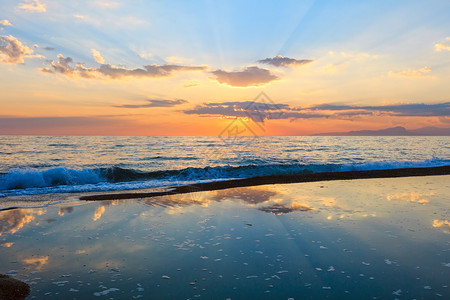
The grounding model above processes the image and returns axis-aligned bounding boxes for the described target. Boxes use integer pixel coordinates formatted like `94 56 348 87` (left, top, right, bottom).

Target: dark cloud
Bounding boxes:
258 56 314 67
98 64 206 79
114 99 188 108
41 54 207 79
0 35 34 64
185 101 450 121
184 101 325 121
41 54 73 75
310 102 450 117
43 46 54 51
211 66 278 87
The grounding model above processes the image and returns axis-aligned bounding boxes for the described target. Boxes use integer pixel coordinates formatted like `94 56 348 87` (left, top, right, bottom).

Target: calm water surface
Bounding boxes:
0 176 449 299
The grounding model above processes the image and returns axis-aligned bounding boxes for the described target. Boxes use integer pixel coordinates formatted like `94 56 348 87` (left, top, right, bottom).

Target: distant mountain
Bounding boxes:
313 126 450 136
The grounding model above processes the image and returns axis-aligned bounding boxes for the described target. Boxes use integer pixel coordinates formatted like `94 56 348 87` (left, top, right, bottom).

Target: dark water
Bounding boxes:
1 176 449 299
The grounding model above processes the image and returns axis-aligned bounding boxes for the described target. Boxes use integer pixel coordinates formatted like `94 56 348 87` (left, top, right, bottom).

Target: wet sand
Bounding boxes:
0 175 449 299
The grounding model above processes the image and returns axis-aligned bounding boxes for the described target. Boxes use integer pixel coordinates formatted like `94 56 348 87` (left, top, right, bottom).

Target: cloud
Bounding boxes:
41 54 75 75
211 66 278 87
184 101 326 121
18 0 46 13
184 100 450 121
91 49 104 64
41 54 207 79
114 99 188 108
435 42 450 52
43 46 54 51
97 63 207 79
0 35 35 64
258 56 313 67
0 20 12 28
309 102 450 117
388 67 433 78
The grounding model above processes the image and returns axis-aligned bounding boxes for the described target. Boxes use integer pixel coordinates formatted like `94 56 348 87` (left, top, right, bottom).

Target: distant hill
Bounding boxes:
313 126 450 136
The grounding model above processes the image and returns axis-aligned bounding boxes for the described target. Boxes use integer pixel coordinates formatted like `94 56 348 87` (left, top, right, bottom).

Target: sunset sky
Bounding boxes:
1 0 450 135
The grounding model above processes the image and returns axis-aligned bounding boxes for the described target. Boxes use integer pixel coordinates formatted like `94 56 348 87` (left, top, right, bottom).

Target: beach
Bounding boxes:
1 175 449 299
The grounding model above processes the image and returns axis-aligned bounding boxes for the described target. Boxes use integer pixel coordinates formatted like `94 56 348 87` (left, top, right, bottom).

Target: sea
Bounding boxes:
1 135 450 299
0 135 449 198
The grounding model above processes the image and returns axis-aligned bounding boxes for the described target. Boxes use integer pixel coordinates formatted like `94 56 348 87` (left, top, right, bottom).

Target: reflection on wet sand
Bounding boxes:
212 187 313 214
141 194 206 208
433 219 450 233
0 176 449 300
93 206 106 221
258 203 311 215
387 192 434 204
58 206 74 216
92 200 120 221
22 256 49 271
0 209 45 235
139 186 314 215
211 187 278 204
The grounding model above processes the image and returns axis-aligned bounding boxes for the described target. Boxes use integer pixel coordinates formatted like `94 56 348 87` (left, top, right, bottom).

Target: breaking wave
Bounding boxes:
0 158 448 197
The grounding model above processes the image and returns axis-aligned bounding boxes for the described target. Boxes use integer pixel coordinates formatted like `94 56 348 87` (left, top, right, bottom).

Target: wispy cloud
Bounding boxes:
388 67 433 78
211 66 278 87
0 35 35 64
258 56 313 67
184 101 323 121
114 99 188 108
18 0 46 13
184 101 450 121
309 102 450 117
435 38 450 52
41 54 207 79
91 49 105 64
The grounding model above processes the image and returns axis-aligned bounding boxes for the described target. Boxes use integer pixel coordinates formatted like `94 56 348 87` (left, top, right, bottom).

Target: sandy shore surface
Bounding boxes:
1 174 449 299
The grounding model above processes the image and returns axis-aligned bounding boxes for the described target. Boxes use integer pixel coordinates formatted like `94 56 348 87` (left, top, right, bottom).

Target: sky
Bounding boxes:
1 0 450 135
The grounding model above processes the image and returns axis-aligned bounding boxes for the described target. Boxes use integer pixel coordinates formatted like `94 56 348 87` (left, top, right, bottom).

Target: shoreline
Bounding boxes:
79 165 450 201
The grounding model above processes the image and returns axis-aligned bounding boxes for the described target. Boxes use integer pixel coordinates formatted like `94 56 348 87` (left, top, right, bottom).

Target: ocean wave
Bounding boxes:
0 168 102 190
0 158 448 196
